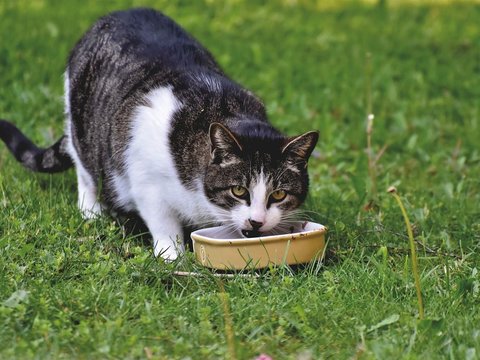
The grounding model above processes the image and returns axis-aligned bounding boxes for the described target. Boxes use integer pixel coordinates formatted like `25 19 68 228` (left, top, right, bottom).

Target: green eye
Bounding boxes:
270 189 287 202
231 186 248 198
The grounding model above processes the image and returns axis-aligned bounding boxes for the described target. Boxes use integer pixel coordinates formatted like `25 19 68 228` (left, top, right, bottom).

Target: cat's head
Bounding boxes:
204 122 318 237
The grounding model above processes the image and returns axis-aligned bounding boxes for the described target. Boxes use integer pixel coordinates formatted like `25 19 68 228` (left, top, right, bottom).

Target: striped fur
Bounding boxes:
0 120 72 173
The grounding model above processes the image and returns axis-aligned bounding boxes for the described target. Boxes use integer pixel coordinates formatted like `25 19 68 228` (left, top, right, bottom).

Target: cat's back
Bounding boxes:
66 8 228 183
69 8 221 79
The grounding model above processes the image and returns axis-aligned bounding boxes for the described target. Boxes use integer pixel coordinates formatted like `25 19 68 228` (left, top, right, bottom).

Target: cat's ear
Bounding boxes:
209 123 243 156
282 131 319 165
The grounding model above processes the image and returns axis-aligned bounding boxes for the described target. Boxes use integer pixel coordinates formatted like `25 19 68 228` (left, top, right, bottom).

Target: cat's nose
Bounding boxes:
248 219 263 230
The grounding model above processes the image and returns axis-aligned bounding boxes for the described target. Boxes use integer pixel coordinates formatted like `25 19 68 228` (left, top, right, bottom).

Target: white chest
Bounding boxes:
111 86 216 225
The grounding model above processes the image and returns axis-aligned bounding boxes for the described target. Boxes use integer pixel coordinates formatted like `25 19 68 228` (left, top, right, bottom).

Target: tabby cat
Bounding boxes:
0 8 318 260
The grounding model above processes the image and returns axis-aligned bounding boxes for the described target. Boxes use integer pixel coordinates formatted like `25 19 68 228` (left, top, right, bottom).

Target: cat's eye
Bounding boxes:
231 185 248 198
270 189 287 202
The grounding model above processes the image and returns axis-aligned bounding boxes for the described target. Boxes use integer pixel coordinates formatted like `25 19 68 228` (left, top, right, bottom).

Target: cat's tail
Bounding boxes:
0 119 73 173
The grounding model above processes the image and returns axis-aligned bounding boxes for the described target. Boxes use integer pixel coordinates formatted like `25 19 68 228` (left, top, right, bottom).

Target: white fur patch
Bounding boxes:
110 170 134 211
249 171 268 224
113 86 221 258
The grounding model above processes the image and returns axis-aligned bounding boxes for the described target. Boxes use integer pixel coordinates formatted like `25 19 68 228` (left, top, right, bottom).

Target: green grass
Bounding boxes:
1 0 480 358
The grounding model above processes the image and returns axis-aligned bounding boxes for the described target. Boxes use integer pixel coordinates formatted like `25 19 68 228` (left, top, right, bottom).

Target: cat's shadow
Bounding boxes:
115 211 194 253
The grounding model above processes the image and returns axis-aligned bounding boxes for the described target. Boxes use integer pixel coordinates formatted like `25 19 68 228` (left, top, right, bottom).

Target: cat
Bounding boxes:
0 8 318 260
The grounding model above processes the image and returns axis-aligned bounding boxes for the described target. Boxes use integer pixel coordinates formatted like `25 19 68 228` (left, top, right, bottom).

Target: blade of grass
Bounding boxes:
388 186 424 319
217 280 237 360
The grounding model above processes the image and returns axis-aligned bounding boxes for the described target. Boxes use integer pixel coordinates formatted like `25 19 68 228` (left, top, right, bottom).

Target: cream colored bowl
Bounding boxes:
190 221 327 270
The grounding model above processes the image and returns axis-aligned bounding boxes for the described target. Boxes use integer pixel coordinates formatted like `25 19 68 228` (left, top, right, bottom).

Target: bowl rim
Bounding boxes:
191 221 327 246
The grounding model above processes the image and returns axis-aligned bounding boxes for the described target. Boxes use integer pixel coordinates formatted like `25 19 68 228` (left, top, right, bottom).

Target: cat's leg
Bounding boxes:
75 164 102 219
147 210 184 260
132 187 184 260
64 71 101 220
65 131 101 219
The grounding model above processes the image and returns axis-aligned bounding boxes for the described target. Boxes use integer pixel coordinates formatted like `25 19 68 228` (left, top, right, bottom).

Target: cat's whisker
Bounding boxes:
296 209 322 216
279 211 304 222
207 222 242 238
269 225 292 236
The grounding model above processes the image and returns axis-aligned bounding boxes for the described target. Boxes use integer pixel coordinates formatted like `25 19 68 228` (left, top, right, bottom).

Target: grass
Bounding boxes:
1 0 479 358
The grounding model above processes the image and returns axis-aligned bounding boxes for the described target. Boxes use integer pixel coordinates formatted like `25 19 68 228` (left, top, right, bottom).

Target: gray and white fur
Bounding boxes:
0 8 318 260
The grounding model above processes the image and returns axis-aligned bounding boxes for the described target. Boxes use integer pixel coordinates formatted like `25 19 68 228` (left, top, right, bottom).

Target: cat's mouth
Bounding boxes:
241 229 262 238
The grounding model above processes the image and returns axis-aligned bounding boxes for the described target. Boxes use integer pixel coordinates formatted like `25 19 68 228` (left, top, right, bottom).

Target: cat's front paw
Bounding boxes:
153 239 183 261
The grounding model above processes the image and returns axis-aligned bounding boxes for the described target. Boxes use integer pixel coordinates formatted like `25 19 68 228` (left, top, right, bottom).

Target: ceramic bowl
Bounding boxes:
190 221 327 270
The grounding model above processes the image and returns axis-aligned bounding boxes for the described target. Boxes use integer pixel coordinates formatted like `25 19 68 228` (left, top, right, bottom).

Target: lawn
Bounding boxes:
1 0 479 359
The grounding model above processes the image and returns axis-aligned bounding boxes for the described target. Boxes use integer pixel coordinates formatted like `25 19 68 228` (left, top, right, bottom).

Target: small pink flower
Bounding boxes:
255 354 273 360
